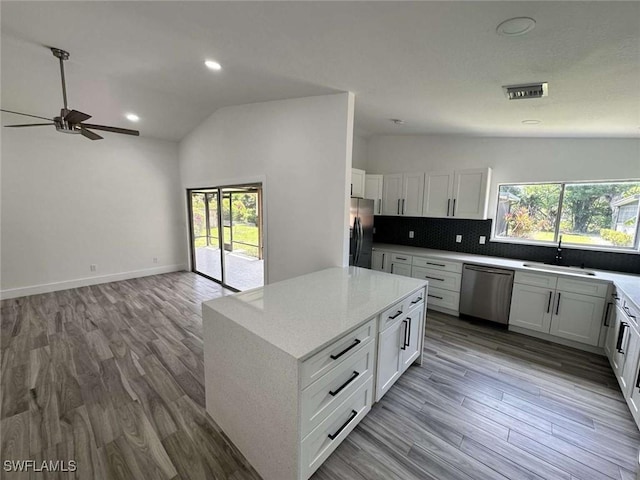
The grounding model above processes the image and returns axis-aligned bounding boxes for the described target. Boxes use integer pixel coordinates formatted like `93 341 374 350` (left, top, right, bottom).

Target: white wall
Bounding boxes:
1 128 186 298
367 135 640 218
352 134 368 170
180 93 354 284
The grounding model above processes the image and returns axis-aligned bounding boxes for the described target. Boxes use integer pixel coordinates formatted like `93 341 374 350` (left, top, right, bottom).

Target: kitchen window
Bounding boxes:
494 180 640 250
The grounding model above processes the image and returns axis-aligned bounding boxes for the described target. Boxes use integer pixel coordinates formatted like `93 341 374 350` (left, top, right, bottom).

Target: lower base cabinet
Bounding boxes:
376 299 425 402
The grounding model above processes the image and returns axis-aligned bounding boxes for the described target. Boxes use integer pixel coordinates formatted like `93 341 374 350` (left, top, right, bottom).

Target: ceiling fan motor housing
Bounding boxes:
54 108 80 134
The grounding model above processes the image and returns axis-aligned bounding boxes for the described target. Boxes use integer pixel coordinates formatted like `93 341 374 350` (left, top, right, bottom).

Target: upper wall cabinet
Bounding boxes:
365 174 384 215
351 168 366 198
382 173 425 216
423 168 492 220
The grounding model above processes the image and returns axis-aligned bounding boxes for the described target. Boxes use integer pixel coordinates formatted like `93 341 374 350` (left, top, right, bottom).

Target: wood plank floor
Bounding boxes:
1 272 638 479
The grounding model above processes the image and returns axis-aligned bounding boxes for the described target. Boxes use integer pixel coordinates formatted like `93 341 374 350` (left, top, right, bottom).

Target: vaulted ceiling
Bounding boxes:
2 1 639 141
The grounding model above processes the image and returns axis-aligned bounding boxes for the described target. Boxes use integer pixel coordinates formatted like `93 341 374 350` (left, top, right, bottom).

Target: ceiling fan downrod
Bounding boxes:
50 47 70 111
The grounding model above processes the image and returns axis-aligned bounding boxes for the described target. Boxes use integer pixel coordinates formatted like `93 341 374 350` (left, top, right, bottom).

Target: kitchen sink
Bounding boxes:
522 262 597 276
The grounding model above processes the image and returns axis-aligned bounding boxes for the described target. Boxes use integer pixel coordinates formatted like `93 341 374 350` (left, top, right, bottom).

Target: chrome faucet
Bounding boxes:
555 235 563 265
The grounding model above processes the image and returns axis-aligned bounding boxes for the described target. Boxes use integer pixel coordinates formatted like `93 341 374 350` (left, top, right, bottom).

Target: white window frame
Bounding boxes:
491 179 640 253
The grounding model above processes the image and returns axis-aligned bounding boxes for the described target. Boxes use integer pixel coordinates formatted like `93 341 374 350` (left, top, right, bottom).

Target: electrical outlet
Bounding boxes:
90 264 97 272
409 231 414 239
455 235 462 243
479 236 486 244
153 257 158 263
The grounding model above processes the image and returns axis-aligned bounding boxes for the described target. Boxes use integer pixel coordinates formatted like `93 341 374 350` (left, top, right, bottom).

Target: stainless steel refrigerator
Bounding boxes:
349 198 374 268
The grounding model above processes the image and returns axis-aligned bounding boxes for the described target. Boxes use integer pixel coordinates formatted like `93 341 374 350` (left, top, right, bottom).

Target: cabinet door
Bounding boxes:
390 262 411 277
365 174 384 216
618 323 640 395
351 168 365 198
376 321 403 401
402 173 425 217
549 291 605 346
382 174 403 216
451 168 490 220
509 284 554 333
607 305 629 377
401 305 424 373
372 250 391 273
627 356 640 426
603 301 618 360
423 172 454 218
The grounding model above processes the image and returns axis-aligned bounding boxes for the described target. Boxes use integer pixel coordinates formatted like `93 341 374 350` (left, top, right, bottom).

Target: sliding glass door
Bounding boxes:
188 184 263 291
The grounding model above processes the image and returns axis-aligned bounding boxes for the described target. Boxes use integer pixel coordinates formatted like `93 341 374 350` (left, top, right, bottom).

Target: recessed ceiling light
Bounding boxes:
522 119 541 125
496 17 536 36
390 119 405 125
125 113 139 122
205 60 222 71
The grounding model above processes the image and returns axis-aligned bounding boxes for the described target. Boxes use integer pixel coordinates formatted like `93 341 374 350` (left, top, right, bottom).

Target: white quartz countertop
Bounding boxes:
374 243 640 310
202 266 427 361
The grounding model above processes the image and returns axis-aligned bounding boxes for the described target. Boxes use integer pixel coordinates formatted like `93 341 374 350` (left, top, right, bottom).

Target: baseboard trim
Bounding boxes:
509 325 605 356
0 264 188 300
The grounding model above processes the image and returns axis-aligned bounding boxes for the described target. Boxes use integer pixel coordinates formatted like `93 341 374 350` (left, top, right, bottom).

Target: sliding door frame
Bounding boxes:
187 182 264 291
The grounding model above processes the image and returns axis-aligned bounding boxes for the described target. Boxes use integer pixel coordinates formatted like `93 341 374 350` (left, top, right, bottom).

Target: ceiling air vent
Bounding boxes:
502 82 548 100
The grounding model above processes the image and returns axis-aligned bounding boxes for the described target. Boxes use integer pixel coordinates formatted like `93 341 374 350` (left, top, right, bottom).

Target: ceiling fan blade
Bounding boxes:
64 109 91 124
1 109 53 122
80 128 103 141
5 123 54 127
81 123 139 136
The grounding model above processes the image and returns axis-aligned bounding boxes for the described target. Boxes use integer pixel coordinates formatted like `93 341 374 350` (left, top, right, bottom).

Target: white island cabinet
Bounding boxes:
203 267 427 480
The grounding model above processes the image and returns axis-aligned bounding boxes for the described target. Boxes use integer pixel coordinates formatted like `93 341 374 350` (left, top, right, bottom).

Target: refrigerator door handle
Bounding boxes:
354 217 361 264
358 216 364 264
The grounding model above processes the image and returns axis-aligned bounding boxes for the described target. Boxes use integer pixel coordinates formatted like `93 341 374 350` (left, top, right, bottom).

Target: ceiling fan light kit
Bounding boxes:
1 47 140 140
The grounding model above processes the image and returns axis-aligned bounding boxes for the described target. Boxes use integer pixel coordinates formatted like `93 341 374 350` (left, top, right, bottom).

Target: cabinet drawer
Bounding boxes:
515 271 558 289
301 318 375 389
301 340 375 437
412 256 462 273
557 277 608 298
300 378 373 480
426 286 460 312
622 296 639 330
379 289 424 332
412 266 461 292
390 253 412 265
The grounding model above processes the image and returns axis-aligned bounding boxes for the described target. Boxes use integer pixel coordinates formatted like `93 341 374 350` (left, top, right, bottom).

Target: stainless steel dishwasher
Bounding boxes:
460 264 515 325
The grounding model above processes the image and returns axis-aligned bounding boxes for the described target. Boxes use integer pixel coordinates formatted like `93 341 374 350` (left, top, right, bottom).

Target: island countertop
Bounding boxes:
202 266 427 360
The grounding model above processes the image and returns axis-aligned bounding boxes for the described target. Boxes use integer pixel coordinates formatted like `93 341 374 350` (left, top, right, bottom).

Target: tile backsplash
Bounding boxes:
373 216 640 275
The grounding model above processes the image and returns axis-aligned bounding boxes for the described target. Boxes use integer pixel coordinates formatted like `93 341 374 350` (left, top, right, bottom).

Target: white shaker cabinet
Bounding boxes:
381 173 424 216
351 168 366 198
364 174 384 216
401 304 424 371
451 168 491 219
422 168 491 219
509 283 555 333
372 250 391 273
509 271 607 347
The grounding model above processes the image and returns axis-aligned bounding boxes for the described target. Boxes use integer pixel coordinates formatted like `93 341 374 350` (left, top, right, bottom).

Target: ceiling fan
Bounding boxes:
1 47 139 140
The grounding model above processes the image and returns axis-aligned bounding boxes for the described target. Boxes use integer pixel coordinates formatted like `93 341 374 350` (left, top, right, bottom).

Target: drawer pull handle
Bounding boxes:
401 320 408 350
330 339 361 360
546 291 553 314
328 409 358 440
426 262 446 267
428 294 443 300
329 371 360 396
424 276 444 282
406 317 412 347
555 292 561 315
396 257 407 261
411 297 423 304
616 322 628 354
389 310 403 320
604 302 612 327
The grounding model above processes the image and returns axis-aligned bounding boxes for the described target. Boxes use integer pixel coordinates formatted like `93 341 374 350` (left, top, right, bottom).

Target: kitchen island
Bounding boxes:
203 266 427 480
